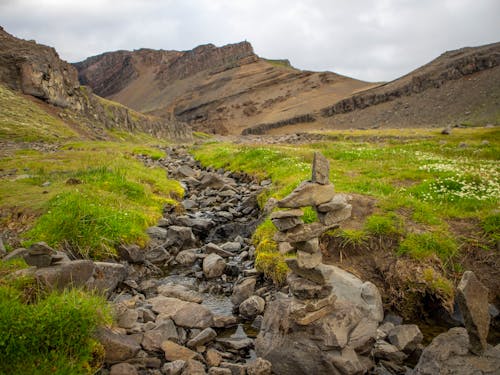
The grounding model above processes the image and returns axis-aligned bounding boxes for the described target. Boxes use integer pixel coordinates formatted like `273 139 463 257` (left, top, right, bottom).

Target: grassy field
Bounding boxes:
191 126 500 308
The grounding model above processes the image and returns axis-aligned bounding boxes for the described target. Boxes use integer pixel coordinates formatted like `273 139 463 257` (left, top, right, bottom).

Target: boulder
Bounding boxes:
182 359 206 375
456 270 490 355
117 244 145 263
147 226 168 240
291 238 319 254
173 303 214 329
296 250 322 269
141 319 179 351
317 204 352 226
387 324 423 353
277 181 335 209
158 284 203 303
246 357 272 375
316 194 350 212
311 152 330 185
96 327 141 363
161 340 199 362
110 363 138 375
231 277 257 305
187 327 217 348
287 274 333 300
87 261 127 296
220 241 242 253
162 360 186 375
199 173 225 189
270 209 304 219
167 226 197 250
239 295 265 320
175 249 199 266
204 243 233 258
372 340 407 364
148 296 190 317
146 246 171 264
35 260 94 290
203 253 226 279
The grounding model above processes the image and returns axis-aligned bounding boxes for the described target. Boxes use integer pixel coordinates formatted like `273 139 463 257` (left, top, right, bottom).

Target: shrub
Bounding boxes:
398 232 458 262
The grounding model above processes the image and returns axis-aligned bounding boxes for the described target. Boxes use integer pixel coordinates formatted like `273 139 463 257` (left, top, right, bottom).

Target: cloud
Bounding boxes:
0 0 498 81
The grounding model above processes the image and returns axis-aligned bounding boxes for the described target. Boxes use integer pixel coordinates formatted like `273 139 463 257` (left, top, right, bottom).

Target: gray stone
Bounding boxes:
212 314 238 328
287 273 332 300
271 216 303 231
182 359 206 375
117 244 145 263
285 259 333 285
147 226 168 239
96 327 141 363
231 277 257 306
24 253 52 267
87 262 127 296
29 241 56 255
220 241 242 253
274 222 338 243
175 249 198 266
296 250 322 269
278 241 294 255
3 247 29 261
199 173 225 189
177 165 198 178
317 204 352 226
457 270 490 355
161 340 199 362
115 303 139 329
312 152 330 185
325 347 366 375
110 363 138 375
387 324 423 353
203 253 226 279
173 303 214 329
187 327 217 348
0 237 6 257
220 362 246 375
146 246 171 264
162 360 186 375
291 238 319 254
148 296 190 316
316 194 350 212
348 317 379 352
167 226 197 249
204 243 233 258
208 368 231 375
142 319 179 351
158 284 203 303
239 295 265 320
35 260 94 290
270 209 304 219
372 340 407 363
217 337 254 350
277 181 335 208
175 216 214 234
246 358 272 375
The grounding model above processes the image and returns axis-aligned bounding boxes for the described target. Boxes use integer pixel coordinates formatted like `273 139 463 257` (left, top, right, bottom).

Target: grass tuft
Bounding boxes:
398 232 458 262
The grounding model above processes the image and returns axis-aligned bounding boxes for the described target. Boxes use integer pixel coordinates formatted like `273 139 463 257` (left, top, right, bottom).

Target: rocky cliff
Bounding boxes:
74 42 375 135
0 27 192 141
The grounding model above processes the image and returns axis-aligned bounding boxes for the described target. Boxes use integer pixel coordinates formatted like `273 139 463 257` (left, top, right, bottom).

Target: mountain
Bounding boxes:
0 26 192 142
75 40 500 135
74 43 377 135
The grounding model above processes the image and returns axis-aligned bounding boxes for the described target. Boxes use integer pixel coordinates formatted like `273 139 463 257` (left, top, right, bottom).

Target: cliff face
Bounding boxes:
0 27 192 142
75 42 374 135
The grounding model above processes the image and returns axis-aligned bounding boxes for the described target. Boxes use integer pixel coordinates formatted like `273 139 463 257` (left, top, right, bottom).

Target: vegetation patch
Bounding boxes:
398 232 458 262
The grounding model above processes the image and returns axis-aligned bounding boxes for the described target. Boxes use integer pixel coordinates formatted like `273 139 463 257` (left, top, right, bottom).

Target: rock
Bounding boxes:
316 194 349 212
29 241 56 255
441 127 452 135
208 368 231 375
118 244 145 263
146 246 171 264
204 243 233 258
141 319 179 351
239 295 265 319
199 173 225 189
270 209 304 219
285 259 333 284
287 274 332 300
311 152 330 185
220 362 246 375
277 181 335 208
387 324 423 353
3 247 29 261
220 241 242 253
177 165 198 178
376 322 395 340
161 340 199 362
372 340 407 364
148 296 190 316
182 359 206 375
325 347 366 375
412 327 500 375
271 216 303 231
317 204 352 226
35 260 94 290
110 363 138 375
274 222 338 243
205 348 223 367
158 284 203 303
87 262 127 296
23 253 52 267
96 327 141 363
291 238 319 254
147 226 168 240
0 237 6 257
167 226 197 250
162 360 186 375
187 327 217 348
212 314 239 328
278 241 294 255
217 337 254 350
203 253 226 279
231 278 257 306
173 303 214 329
296 250 322 269
348 318 378 352
246 357 272 375
456 270 490 354
175 249 199 266
115 303 139 329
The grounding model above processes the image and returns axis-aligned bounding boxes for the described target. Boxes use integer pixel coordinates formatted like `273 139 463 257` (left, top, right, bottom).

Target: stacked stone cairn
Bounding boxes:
270 152 352 325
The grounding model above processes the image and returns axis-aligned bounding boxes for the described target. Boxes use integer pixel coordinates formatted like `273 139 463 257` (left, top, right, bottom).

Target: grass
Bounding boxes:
1 142 183 259
398 232 458 262
0 259 112 375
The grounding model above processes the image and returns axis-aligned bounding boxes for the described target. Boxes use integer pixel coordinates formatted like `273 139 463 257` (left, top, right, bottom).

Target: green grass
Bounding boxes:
1 142 183 259
398 232 458 262
364 213 404 237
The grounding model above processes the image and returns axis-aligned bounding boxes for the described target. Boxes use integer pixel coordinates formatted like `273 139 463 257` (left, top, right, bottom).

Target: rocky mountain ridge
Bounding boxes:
0 27 192 141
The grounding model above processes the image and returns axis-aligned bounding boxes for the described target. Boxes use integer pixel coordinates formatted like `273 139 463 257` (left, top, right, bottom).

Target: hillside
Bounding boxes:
74 43 377 135
0 26 192 142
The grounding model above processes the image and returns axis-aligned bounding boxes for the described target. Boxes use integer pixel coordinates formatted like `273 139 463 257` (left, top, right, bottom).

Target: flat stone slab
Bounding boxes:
270 209 304 219
277 181 335 209
273 222 338 243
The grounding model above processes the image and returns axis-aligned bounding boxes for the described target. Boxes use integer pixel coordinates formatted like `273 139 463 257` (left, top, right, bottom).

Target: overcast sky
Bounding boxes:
1 0 499 82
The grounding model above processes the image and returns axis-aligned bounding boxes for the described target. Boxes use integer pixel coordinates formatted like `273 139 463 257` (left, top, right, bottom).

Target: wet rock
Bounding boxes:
87 262 127 296
110 363 138 375
239 295 265 320
387 324 423 353
231 277 257 306
277 181 335 208
176 249 199 266
246 357 272 375
187 327 217 348
161 340 199 361
158 284 203 303
203 253 226 279
456 270 490 354
142 319 179 351
96 327 141 363
173 303 214 329
162 360 186 375
118 244 145 263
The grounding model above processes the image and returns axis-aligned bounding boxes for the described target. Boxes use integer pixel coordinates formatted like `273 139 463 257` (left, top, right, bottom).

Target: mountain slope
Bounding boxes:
0 26 192 142
74 43 377 135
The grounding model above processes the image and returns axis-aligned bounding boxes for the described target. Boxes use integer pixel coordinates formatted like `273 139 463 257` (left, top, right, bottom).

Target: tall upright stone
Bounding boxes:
312 152 330 185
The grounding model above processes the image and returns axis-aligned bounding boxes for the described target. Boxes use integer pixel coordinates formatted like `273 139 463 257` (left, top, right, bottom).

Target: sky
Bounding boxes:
1 0 499 82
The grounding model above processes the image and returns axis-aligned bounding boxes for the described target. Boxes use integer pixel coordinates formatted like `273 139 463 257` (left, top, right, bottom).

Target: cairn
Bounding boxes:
270 152 352 325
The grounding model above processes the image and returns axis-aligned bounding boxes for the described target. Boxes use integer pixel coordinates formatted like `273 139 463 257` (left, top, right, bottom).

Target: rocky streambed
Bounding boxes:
3 147 499 375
